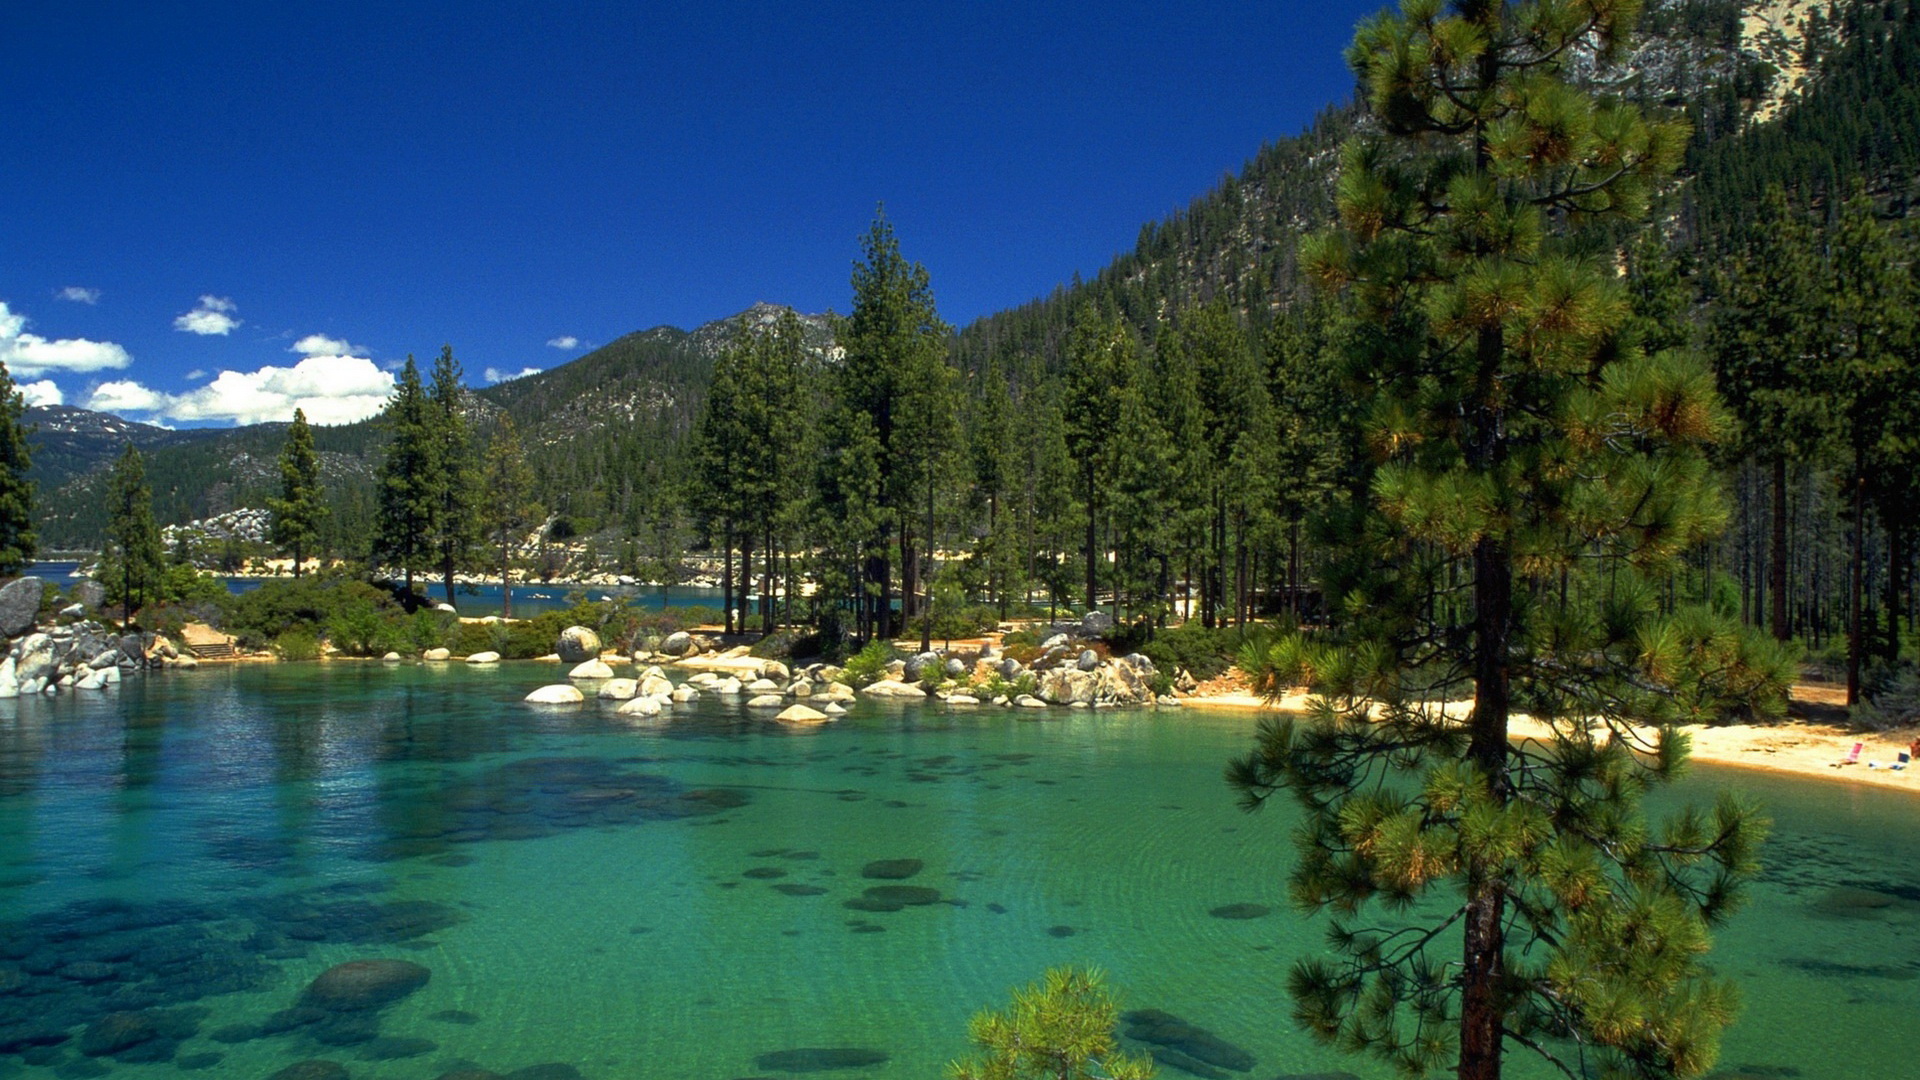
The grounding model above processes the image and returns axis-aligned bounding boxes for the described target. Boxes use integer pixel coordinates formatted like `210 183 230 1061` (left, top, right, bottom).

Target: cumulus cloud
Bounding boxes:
17 380 63 407
546 335 579 349
84 355 395 427
290 333 367 358
0 301 133 376
57 287 100 305
173 295 240 335
485 366 541 384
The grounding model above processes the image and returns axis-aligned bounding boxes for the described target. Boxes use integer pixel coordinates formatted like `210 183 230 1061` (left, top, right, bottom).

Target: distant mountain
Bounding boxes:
28 304 833 550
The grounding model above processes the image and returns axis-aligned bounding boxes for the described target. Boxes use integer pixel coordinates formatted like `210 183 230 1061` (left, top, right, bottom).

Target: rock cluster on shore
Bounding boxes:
0 576 190 698
516 611 1184 717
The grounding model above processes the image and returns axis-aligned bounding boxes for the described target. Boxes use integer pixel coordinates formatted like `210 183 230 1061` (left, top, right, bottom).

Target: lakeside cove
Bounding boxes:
0 659 1914 1080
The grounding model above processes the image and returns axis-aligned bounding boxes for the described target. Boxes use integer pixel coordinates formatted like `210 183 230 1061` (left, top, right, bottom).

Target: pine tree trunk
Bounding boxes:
763 521 775 635
1848 467 1864 705
1085 464 1099 615
1887 518 1903 663
722 521 735 636
500 526 513 619
739 536 753 642
443 555 457 609
922 469 935 655
1770 456 1788 641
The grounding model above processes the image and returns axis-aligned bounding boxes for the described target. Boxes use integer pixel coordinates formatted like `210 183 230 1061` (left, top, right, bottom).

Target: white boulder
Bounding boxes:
525 684 585 704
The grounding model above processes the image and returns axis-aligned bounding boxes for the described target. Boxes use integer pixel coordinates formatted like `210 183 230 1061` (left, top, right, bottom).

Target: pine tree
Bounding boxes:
375 356 436 595
836 209 950 639
949 967 1156 1080
1063 307 1139 615
1229 4 1766 1079
479 415 538 618
268 408 328 578
104 444 163 625
428 346 479 607
0 360 36 575
1709 186 1827 642
1824 186 1912 702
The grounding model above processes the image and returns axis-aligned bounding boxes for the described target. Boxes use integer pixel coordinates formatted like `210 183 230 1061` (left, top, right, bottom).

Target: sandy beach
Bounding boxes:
1182 683 1920 795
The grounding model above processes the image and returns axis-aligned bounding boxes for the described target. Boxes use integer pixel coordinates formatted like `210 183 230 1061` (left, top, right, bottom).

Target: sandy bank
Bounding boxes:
1182 687 1919 796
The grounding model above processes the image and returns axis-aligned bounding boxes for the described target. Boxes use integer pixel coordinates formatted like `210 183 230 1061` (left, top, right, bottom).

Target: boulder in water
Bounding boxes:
596 678 638 700
465 651 500 664
422 648 451 662
861 858 923 879
525 685 584 704
568 659 614 680
776 704 829 724
301 959 431 1012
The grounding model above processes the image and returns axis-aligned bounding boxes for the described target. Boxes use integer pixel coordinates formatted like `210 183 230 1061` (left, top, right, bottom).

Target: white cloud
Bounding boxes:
17 380 63 407
0 301 132 376
485 366 541 384
57 287 100 305
174 295 240 335
85 380 171 414
84 355 395 427
185 369 207 381
290 333 366 358
546 335 579 349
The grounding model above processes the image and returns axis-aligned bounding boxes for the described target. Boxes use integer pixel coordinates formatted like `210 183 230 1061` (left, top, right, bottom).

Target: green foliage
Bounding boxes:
223 574 410 654
1641 605 1796 724
948 966 1155 1080
428 346 481 605
103 444 164 623
268 408 328 576
839 638 898 687
0 360 35 574
750 628 822 661
1231 5 1767 1079
272 628 321 662
1136 620 1256 682
375 356 438 587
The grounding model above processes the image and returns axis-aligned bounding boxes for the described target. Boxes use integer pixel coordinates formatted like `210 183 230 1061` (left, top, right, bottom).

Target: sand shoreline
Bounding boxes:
1180 689 1920 796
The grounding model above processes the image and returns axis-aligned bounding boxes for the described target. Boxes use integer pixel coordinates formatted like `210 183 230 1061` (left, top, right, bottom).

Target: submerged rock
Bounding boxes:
1207 904 1270 920
752 1048 890 1072
301 960 431 1011
1120 1010 1254 1073
861 859 923 880
270 1062 349 1080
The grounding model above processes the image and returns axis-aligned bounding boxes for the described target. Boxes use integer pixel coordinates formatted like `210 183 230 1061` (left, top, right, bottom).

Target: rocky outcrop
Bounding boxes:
860 679 928 699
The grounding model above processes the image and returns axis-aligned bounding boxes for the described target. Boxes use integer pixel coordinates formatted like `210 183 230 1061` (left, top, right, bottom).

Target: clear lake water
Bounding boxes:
0 662 1914 1080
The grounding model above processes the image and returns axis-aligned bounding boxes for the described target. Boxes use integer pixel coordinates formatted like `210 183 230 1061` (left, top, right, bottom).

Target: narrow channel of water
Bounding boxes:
0 663 1912 1080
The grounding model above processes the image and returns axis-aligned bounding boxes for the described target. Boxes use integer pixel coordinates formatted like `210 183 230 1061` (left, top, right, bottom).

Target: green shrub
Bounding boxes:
752 628 823 660
840 639 898 687
1138 620 1261 681
273 628 321 661
1000 628 1040 648
976 671 1038 700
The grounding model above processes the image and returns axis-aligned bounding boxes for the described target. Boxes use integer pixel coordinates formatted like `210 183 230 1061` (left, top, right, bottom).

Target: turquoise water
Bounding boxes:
0 664 1915 1080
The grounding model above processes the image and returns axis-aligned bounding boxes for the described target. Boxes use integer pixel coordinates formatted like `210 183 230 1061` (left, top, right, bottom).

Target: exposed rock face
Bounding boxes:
556 626 601 663
1037 660 1153 707
301 960 431 1011
73 580 106 609
0 577 42 638
1081 610 1114 637
15 634 57 683
524 685 584 704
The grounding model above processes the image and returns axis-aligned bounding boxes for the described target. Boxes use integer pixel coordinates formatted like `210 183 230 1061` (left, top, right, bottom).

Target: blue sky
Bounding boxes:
1 1 1382 427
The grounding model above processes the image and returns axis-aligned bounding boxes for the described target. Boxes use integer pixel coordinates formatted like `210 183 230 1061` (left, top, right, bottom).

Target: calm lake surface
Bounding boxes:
30 562 726 619
0 664 1914 1080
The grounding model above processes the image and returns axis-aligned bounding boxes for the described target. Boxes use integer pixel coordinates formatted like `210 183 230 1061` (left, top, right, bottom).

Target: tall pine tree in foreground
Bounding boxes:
1229 3 1767 1078
0 360 35 575
269 408 328 578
